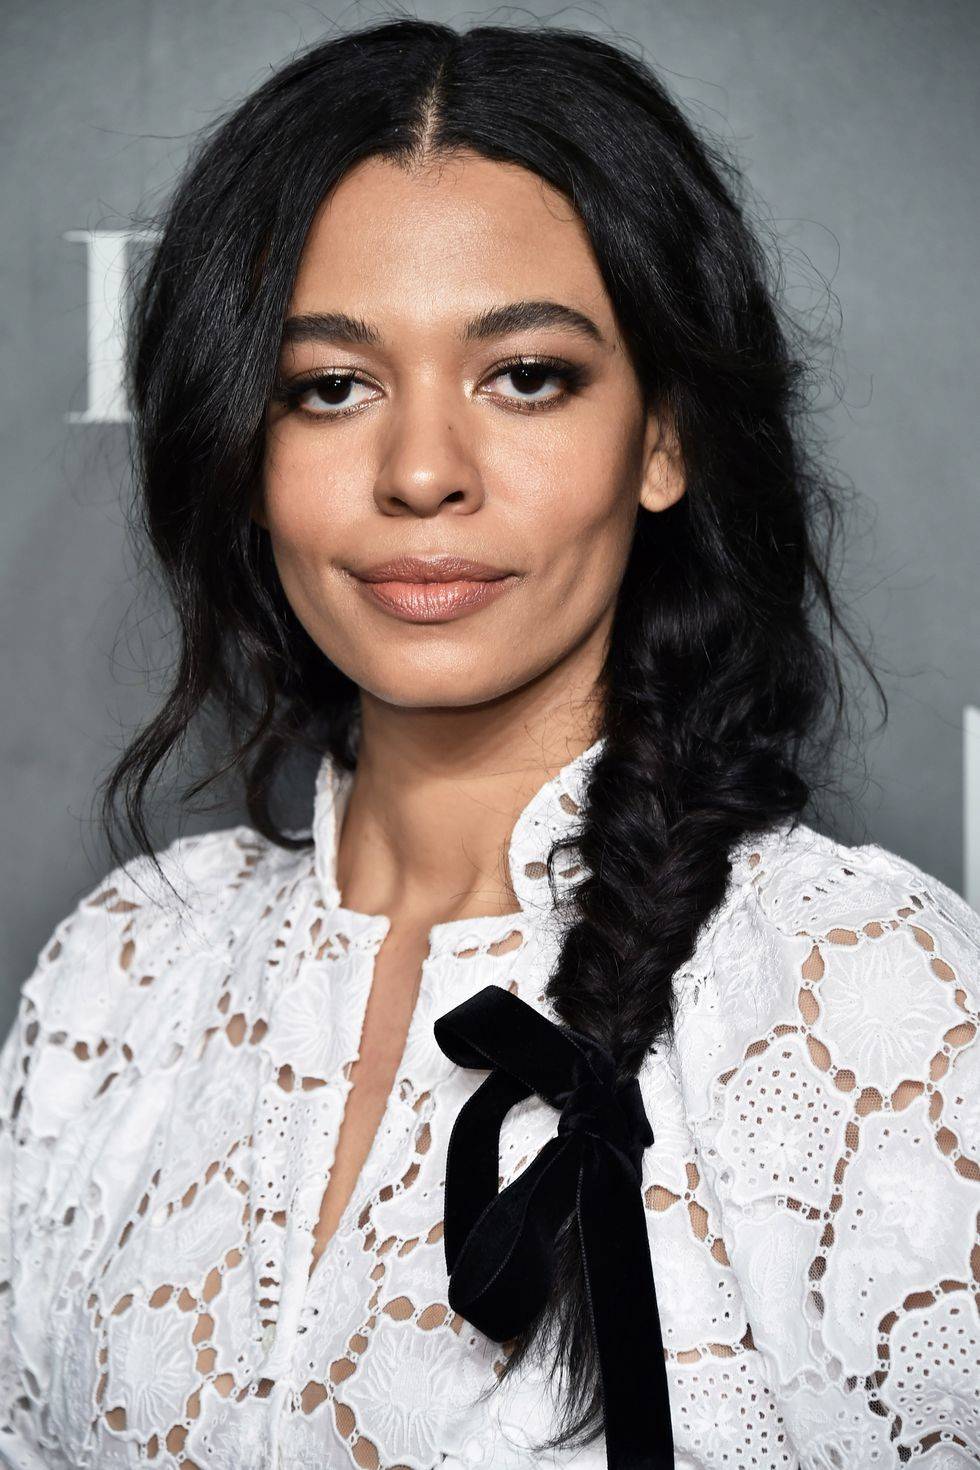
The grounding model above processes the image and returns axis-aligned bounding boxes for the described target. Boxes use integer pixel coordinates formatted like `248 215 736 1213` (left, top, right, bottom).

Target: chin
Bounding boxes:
357 664 526 712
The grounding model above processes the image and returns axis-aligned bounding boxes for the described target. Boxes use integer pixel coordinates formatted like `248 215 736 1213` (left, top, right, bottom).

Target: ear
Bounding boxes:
638 405 686 514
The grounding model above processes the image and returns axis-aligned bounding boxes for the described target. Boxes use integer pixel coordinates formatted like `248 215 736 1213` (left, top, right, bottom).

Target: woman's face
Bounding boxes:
259 149 685 713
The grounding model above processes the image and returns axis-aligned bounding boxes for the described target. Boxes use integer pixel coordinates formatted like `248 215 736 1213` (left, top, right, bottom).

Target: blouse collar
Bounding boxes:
311 733 607 928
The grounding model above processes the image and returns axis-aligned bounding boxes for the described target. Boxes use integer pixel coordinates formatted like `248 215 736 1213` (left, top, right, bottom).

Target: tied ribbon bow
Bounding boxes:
433 985 675 1470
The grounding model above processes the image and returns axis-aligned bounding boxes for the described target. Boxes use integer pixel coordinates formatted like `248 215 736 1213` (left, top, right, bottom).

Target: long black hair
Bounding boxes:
100 14 884 1454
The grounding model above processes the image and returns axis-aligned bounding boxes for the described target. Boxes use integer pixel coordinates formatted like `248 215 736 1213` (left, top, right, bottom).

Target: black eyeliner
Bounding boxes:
271 354 590 416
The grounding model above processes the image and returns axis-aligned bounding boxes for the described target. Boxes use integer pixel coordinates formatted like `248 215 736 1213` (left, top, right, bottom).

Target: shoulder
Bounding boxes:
22 823 302 1020
670 819 980 1122
2 823 309 1133
733 818 979 943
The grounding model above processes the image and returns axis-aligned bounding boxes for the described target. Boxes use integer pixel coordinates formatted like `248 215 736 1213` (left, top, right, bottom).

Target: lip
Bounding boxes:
352 554 511 583
350 572 519 623
347 552 520 624
351 552 525 623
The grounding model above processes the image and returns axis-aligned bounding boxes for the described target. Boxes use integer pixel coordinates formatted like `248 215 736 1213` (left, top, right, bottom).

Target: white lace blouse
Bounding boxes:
1 736 979 1470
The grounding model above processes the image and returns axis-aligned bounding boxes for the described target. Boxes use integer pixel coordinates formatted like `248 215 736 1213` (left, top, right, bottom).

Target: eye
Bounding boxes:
271 354 588 421
480 356 587 412
273 371 376 418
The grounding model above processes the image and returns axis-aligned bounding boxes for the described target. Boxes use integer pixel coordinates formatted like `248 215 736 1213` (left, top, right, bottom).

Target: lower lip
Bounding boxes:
351 574 518 622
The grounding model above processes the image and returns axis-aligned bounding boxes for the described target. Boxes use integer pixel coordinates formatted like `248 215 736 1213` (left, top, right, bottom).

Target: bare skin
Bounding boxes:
256 148 687 1268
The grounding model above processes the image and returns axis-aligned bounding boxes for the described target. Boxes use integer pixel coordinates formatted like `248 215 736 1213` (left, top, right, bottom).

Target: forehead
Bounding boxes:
288 150 612 330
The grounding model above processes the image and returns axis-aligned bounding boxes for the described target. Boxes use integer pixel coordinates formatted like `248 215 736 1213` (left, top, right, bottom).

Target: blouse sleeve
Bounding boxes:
0 984 57 1466
690 846 980 1467
0 845 193 1469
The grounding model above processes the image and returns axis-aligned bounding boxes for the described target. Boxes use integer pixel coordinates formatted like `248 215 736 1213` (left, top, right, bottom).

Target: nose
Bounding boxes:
372 388 486 517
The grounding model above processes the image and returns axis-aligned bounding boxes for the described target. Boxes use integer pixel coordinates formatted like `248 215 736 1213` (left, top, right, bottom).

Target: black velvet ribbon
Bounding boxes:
432 983 675 1470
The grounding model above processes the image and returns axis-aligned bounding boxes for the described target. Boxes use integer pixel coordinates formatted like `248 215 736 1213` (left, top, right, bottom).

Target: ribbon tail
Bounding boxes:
443 1066 532 1271
447 1136 582 1342
577 1141 675 1470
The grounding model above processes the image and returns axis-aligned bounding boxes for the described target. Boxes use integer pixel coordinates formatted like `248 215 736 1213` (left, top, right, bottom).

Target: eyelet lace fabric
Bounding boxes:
1 736 978 1469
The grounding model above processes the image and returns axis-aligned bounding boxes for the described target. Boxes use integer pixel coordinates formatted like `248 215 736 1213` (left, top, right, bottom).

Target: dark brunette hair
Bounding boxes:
100 14 884 1454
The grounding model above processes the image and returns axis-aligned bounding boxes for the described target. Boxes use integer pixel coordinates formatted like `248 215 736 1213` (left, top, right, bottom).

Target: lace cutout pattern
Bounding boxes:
0 744 978 1469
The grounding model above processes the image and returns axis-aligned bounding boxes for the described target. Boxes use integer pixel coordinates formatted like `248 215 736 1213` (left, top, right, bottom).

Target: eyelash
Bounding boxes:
271 354 588 420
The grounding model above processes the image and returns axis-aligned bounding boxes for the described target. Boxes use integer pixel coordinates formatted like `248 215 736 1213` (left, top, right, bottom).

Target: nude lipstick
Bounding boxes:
348 554 519 624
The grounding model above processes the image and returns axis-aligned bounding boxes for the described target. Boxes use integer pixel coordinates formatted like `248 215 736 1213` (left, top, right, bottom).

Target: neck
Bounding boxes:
335 688 603 928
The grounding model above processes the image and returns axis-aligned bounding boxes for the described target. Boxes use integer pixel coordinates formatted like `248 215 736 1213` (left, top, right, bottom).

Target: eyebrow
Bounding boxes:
279 300 608 351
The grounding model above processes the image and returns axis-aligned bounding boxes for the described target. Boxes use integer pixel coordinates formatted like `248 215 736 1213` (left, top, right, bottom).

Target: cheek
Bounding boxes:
523 450 637 613
259 444 352 650
262 433 321 537
260 434 351 582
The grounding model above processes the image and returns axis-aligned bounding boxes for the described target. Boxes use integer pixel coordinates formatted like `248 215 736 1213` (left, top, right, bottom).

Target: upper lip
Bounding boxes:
351 555 512 583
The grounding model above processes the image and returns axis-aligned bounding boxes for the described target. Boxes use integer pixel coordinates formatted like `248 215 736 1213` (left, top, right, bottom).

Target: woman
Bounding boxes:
1 16 977 1470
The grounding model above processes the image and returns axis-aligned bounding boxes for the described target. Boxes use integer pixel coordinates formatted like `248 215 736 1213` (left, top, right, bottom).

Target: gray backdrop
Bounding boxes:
2 0 978 1032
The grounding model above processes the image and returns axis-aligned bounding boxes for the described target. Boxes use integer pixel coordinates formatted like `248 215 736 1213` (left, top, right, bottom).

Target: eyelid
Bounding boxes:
271 353 589 418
